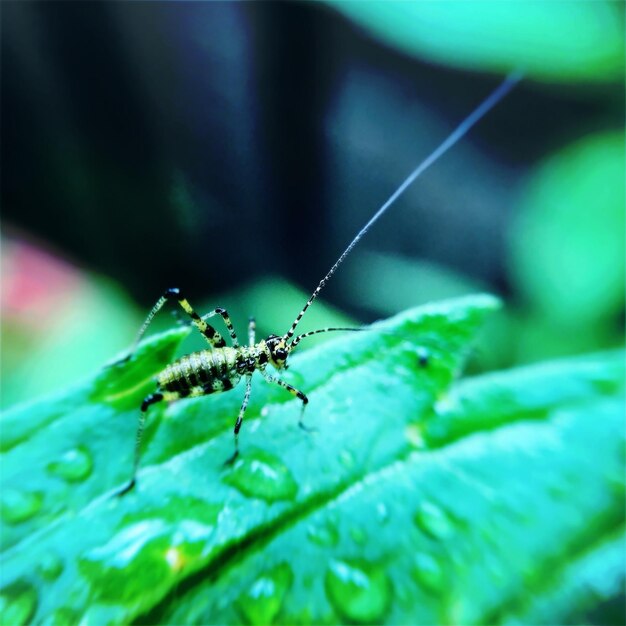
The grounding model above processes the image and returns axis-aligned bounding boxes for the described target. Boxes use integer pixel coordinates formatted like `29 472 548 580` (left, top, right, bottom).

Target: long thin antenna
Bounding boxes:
291 326 364 348
285 70 523 342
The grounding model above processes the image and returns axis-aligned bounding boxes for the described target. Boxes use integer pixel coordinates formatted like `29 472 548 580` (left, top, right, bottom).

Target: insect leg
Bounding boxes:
202 308 239 347
166 289 227 348
224 374 253 466
248 317 256 347
112 289 226 366
261 371 313 432
117 390 178 496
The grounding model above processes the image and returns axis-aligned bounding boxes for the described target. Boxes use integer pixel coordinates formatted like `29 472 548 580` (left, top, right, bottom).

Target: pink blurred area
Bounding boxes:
2 236 82 324
1 234 138 409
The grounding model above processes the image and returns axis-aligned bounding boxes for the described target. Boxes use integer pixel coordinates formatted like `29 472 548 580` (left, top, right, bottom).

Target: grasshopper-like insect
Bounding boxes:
117 71 522 495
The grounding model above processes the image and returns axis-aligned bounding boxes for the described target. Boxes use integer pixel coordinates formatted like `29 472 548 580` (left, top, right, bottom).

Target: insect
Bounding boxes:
116 71 522 495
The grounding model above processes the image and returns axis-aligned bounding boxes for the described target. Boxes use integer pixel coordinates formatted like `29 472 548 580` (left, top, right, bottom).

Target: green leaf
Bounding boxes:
155 351 624 625
1 295 623 625
500 527 626 625
509 131 625 327
325 0 624 83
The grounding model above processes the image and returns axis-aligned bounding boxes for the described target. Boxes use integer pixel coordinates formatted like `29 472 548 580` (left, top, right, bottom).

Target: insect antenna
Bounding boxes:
285 70 523 344
290 326 365 348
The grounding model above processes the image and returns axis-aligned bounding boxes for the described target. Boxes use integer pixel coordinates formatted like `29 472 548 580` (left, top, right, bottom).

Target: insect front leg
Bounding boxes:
261 370 313 432
225 374 253 466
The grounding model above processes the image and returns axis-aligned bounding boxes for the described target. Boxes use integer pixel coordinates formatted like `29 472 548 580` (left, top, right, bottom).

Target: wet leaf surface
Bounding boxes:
1 295 623 625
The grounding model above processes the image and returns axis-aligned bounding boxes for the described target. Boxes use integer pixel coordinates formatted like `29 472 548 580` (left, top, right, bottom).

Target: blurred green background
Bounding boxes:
2 1 623 408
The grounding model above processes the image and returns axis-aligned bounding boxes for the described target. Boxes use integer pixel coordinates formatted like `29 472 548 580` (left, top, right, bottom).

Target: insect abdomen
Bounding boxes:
157 348 240 395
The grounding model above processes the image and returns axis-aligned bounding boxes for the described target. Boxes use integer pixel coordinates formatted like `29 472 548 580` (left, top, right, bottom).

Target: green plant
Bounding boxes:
1 296 623 624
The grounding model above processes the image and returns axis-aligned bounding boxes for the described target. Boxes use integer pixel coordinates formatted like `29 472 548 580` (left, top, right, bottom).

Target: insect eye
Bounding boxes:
275 349 287 360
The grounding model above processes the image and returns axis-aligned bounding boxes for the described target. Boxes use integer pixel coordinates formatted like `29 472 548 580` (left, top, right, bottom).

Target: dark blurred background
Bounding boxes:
2 1 624 409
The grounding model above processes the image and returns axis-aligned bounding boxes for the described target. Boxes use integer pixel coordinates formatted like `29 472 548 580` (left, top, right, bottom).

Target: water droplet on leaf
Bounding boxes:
80 510 217 603
349 526 368 546
405 424 426 449
164 546 186 572
80 520 171 602
411 553 444 592
1 489 43 524
39 607 79 626
37 553 64 581
47 447 93 482
325 559 392 623
223 449 297 502
306 519 339 547
0 580 38 625
234 563 293 625
414 501 454 539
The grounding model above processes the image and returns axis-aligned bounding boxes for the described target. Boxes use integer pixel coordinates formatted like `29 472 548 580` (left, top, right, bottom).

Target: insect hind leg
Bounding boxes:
116 390 178 496
111 289 228 368
166 289 227 348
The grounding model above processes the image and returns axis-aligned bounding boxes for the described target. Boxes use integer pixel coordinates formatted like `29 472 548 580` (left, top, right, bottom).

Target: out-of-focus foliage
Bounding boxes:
326 0 624 82
323 0 624 373
2 2 623 389
2 298 623 625
338 126 625 370
0 239 140 409
511 131 624 324
508 131 625 361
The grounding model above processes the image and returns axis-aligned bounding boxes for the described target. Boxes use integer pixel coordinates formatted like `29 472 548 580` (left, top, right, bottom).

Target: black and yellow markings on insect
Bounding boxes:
114 70 523 496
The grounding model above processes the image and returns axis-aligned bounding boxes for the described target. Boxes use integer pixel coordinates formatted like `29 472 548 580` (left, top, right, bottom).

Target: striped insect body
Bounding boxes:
155 335 288 399
159 348 241 396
